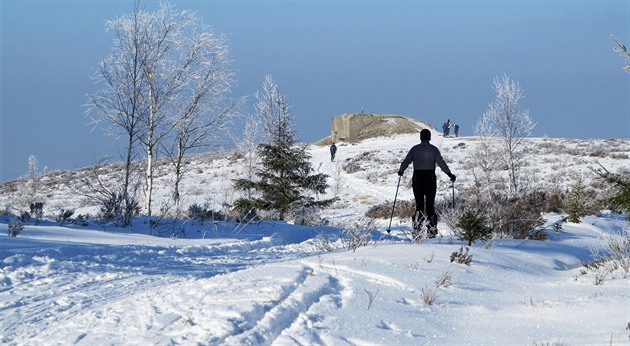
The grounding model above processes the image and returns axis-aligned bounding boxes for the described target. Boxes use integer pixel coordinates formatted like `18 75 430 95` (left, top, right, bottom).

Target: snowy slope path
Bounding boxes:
0 225 336 345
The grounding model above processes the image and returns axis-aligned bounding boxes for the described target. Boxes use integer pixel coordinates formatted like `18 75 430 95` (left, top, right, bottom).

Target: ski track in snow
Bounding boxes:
0 234 333 345
314 262 417 293
222 266 342 345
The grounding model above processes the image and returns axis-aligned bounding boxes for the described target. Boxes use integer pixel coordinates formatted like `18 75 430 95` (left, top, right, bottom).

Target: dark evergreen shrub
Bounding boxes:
73 214 90 226
8 219 23 237
528 228 549 241
566 179 588 223
30 201 44 222
455 209 493 246
595 166 630 216
56 209 75 225
19 211 30 222
100 191 139 226
187 204 226 221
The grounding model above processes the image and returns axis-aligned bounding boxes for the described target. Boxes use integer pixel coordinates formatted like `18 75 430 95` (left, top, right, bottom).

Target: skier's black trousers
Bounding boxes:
412 169 438 228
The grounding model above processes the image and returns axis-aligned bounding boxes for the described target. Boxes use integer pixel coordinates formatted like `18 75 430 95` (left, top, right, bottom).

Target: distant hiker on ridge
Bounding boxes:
330 142 337 162
442 119 451 137
454 124 460 137
397 129 456 238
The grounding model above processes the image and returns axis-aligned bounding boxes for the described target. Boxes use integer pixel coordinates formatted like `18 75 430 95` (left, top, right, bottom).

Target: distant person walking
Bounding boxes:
454 124 459 137
330 142 337 162
442 119 451 137
397 129 456 238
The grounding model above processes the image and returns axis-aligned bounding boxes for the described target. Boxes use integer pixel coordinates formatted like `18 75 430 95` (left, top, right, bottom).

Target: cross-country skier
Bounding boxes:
397 129 456 238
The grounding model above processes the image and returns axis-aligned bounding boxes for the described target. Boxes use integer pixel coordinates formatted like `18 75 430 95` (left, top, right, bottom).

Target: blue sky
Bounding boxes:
1 0 628 182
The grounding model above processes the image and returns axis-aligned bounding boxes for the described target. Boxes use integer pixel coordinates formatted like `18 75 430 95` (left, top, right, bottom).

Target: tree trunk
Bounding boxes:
173 136 183 213
122 128 134 227
145 139 153 218
145 98 155 218
145 70 155 218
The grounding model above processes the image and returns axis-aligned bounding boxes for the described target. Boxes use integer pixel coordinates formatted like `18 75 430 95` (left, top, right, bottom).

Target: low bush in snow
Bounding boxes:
342 151 375 174
99 191 140 226
449 188 569 240
434 270 455 288
486 192 546 239
55 209 75 225
73 214 90 226
287 204 321 226
582 227 630 284
365 199 415 220
187 203 227 221
342 218 376 252
450 246 473 265
421 286 437 305
8 219 23 237
364 288 379 310
528 228 549 241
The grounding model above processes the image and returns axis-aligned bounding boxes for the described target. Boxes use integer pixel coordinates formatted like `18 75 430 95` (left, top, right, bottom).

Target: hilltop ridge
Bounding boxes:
0 134 628 227
317 113 433 145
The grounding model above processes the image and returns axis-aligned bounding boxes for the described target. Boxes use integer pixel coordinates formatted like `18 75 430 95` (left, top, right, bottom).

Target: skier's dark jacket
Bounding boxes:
398 140 452 175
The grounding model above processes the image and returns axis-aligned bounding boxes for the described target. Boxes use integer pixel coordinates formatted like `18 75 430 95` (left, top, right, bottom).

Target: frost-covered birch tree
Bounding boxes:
87 2 237 218
18 155 46 213
85 2 146 226
257 75 285 145
236 113 266 198
134 3 191 218
476 75 536 196
232 81 277 199
472 116 501 201
165 101 240 214
157 21 239 215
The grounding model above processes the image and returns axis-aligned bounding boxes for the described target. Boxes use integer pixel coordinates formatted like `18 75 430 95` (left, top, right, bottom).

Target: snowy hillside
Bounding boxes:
1 133 629 345
1 132 628 223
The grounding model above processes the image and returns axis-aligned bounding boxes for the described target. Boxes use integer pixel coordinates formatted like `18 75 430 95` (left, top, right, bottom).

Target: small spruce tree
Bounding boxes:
233 76 335 220
565 178 588 223
455 209 493 246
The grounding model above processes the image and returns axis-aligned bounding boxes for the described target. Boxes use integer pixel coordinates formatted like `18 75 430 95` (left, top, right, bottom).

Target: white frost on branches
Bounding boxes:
612 34 630 73
86 3 237 218
475 75 536 196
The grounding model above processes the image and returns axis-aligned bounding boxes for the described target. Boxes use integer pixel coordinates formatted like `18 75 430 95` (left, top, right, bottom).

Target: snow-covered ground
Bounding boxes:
1 132 629 345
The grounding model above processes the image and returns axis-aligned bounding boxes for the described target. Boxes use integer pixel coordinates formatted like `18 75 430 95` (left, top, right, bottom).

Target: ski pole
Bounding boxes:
451 180 455 207
387 175 402 234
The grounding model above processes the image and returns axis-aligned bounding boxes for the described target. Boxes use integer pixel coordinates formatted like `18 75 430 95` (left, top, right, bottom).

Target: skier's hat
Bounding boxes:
420 129 431 141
